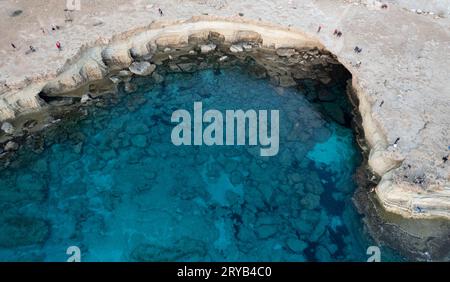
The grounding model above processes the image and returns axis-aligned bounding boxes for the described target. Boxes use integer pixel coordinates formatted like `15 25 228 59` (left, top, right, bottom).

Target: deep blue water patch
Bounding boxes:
0 67 397 261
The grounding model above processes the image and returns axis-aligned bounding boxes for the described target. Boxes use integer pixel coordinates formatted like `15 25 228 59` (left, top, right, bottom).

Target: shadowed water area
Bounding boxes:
0 65 401 261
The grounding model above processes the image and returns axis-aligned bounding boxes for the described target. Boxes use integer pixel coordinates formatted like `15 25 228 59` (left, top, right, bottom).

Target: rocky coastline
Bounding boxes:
0 5 449 260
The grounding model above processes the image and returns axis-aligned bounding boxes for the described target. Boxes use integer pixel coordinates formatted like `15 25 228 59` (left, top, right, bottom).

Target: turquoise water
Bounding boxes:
0 67 381 261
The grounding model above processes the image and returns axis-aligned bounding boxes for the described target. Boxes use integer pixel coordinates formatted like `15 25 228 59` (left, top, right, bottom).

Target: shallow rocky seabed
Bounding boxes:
0 63 402 261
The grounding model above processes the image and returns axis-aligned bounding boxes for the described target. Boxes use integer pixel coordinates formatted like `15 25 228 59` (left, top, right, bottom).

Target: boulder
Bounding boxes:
200 43 216 54
276 48 297 57
1 122 14 134
219 56 228 62
230 44 244 53
4 141 19 151
129 61 156 76
80 94 91 103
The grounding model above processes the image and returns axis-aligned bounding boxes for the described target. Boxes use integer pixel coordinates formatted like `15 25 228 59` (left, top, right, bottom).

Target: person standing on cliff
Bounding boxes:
158 8 164 16
56 41 62 51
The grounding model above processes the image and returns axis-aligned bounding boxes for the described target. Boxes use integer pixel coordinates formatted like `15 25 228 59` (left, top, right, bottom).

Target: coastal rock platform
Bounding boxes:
0 0 449 259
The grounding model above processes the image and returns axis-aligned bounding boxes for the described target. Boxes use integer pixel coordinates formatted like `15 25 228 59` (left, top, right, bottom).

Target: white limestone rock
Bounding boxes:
129 62 156 76
1 122 14 134
81 94 91 103
276 48 297 57
4 141 19 151
229 44 244 53
200 43 216 53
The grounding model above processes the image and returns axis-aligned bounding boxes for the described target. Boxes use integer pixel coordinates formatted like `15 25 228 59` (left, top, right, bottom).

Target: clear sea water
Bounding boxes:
0 67 398 261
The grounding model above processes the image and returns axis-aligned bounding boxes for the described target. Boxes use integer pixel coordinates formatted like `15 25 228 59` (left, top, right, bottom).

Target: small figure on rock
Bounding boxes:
11 43 16 49
379 100 384 107
158 8 164 16
443 155 448 163
317 25 322 33
393 137 400 148
354 46 362 53
56 41 62 51
26 45 36 54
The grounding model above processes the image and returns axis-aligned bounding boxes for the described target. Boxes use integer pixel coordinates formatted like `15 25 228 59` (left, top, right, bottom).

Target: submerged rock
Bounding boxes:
230 170 244 186
152 72 164 83
124 82 137 93
130 238 207 261
315 245 332 261
256 224 278 239
177 63 198 73
318 89 337 102
0 217 49 248
301 193 321 210
129 62 156 76
286 238 308 253
132 135 147 148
